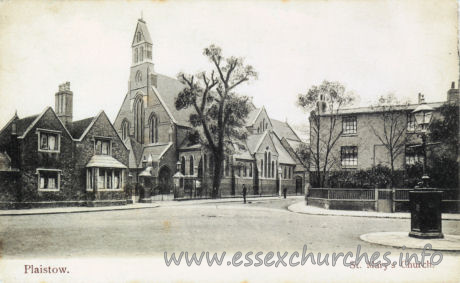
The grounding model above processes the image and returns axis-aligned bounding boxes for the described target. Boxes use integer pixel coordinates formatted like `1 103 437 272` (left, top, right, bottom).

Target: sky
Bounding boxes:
0 0 458 139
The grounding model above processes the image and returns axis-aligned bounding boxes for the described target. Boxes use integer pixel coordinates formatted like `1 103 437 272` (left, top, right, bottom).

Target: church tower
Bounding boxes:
129 18 157 144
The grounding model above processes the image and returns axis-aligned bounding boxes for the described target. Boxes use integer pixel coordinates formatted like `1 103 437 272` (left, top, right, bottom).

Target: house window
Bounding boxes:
405 145 424 165
96 168 122 190
407 113 416 132
38 131 60 152
134 48 138 63
140 46 144 61
342 116 357 135
341 146 358 167
38 169 60 191
284 166 287 179
95 139 111 155
249 163 253 177
271 161 275 179
137 31 142 42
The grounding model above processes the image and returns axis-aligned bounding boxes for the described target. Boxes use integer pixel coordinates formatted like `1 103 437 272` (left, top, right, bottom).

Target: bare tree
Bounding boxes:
298 80 356 187
368 93 409 188
175 45 257 198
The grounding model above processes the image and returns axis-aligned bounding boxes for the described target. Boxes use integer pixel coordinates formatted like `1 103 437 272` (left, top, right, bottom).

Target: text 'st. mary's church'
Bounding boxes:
114 19 307 199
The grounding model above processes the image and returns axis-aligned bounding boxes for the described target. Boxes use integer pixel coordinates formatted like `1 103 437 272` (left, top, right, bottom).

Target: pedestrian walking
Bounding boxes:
283 187 287 199
242 184 247 204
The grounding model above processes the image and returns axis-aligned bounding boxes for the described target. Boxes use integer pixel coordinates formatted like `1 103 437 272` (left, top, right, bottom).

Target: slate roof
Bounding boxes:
246 107 262 126
140 142 173 165
86 155 127 169
270 133 296 165
15 115 39 136
128 137 144 168
271 118 300 141
246 132 265 154
329 102 444 116
132 19 152 46
155 74 195 127
69 117 95 139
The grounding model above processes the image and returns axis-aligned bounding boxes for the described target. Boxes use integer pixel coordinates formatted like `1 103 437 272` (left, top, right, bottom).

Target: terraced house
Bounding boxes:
0 82 129 209
113 19 308 200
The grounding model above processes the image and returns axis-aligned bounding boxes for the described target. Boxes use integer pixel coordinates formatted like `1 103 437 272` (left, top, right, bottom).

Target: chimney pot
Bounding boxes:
451 81 455 89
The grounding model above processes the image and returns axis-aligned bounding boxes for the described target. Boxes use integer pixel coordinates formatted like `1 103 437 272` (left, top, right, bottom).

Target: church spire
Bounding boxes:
131 18 153 66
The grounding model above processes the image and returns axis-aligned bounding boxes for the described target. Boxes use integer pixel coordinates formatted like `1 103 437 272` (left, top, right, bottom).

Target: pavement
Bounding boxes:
287 201 460 221
360 232 460 251
0 195 301 216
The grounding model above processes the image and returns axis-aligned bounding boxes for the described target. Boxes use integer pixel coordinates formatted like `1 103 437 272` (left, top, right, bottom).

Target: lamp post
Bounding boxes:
409 101 443 239
412 103 434 188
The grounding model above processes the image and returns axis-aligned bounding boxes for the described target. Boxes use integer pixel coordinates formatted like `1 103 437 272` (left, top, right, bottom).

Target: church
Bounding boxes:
114 19 308 201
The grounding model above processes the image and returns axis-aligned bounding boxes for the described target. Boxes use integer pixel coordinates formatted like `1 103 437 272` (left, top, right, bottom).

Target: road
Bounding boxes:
1 198 459 259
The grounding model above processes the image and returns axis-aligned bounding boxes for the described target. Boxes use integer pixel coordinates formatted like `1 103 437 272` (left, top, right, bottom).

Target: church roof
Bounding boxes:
270 133 297 165
270 118 301 141
154 73 195 127
140 142 173 166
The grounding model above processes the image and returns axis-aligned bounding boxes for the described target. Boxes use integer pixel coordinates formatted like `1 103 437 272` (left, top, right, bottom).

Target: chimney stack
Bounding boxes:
447 81 459 104
417 93 425 104
55 82 73 126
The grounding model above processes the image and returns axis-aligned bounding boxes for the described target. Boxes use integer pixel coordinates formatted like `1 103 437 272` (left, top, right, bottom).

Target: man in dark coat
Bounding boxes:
283 187 287 199
242 184 247 204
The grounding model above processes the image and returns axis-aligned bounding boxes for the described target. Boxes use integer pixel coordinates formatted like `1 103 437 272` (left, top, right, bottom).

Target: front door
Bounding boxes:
296 177 303 195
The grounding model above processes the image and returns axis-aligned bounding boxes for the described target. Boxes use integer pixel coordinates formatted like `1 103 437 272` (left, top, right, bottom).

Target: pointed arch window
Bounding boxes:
148 113 158 143
137 31 142 42
121 119 129 141
181 156 186 175
134 48 139 63
135 71 142 82
134 96 144 143
268 152 271 178
190 156 194 176
264 152 268 178
140 46 144 61
271 161 275 179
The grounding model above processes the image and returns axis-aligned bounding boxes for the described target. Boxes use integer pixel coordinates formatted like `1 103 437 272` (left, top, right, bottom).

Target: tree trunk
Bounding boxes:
212 152 223 198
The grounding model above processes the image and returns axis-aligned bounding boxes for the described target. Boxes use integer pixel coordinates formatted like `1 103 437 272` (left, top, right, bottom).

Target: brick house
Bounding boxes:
309 83 459 184
0 82 129 208
113 19 308 200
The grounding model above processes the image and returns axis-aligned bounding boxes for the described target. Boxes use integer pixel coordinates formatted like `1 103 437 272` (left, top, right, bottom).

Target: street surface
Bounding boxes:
1 198 459 258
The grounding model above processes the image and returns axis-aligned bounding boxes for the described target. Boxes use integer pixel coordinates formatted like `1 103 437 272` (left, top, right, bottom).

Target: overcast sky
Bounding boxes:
0 0 458 138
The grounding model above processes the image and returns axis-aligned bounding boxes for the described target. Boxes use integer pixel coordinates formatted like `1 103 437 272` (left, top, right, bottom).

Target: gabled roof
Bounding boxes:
0 112 18 136
153 74 195 127
128 137 144 168
15 115 38 136
270 118 301 142
17 107 72 139
131 19 152 46
69 117 95 139
246 132 265 154
270 133 296 165
246 107 262 126
140 142 173 166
